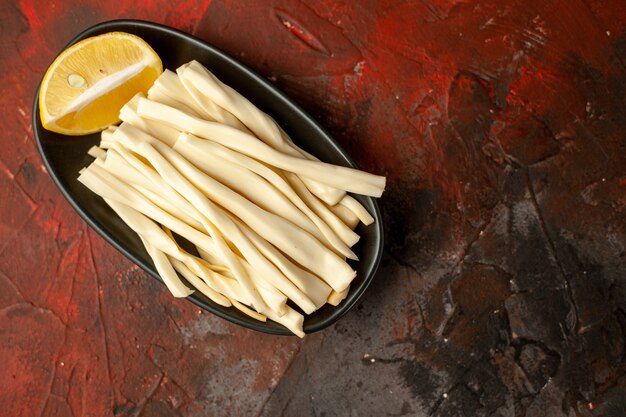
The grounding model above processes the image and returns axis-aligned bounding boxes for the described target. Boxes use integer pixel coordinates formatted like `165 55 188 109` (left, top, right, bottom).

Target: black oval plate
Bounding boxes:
33 20 383 336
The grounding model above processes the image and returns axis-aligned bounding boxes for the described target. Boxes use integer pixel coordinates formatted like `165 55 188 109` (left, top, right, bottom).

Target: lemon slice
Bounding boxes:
39 32 162 135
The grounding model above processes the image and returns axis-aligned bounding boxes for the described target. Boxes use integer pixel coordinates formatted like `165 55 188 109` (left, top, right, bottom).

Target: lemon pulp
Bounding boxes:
39 32 162 135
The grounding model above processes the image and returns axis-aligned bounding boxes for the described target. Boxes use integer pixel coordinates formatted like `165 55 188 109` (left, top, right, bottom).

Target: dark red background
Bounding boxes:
1 1 625 416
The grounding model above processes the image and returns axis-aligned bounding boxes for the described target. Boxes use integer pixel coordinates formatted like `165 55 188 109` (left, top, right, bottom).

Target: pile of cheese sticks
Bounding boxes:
79 61 386 336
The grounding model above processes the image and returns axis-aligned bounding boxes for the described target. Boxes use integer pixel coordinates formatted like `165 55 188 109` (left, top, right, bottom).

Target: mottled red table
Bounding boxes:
2 1 626 416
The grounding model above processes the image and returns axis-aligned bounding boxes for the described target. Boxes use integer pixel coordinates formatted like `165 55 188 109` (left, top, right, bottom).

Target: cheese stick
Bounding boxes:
226 214 333 309
149 69 214 121
173 136 352 256
327 287 350 306
179 61 347 205
113 123 355 292
137 98 386 197
328 202 360 230
79 162 267 313
284 172 360 249
150 138 357 292
139 236 194 298
168 257 232 306
339 195 375 226
98 134 317 313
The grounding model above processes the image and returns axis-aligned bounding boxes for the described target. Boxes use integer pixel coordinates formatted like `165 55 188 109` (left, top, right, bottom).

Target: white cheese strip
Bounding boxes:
339 195 375 226
151 137 357 292
106 195 188 259
99 141 114 150
102 146 204 230
102 198 195 298
171 255 287 316
137 98 386 197
104 128 312 314
228 215 332 310
173 136 351 257
173 136 327 243
133 184 204 231
230 299 267 322
102 147 156 190
147 84 202 117
160 227 288 316
284 172 360 251
100 125 118 148
140 236 195 298
168 257 232 307
176 65 251 132
120 94 179 146
248 282 288 316
113 123 331 304
299 177 346 206
149 69 214 121
92 156 105 167
198 247 310 313
131 140 268 313
79 162 286 316
214 270 288 317
88 146 107 159
327 286 350 306
266 306 305 338
79 162 267 313
284 146 347 206
179 61 347 205
328 202 360 230
174 252 289 317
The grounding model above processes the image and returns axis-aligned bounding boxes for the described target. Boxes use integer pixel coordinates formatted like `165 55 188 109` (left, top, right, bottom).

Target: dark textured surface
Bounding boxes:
1 1 625 416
